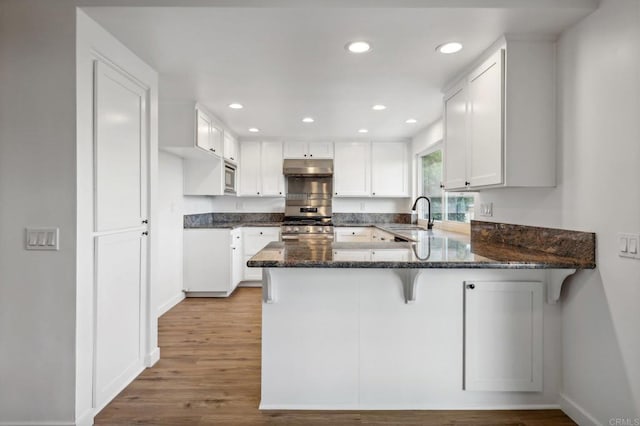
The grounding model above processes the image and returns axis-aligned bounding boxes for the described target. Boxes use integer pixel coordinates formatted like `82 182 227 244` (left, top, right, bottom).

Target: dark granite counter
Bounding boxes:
185 221 282 229
248 228 596 269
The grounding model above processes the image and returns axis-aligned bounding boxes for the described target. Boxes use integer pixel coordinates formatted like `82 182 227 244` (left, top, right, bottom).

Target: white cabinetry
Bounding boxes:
160 101 231 196
231 229 243 287
334 142 371 197
464 280 543 392
443 82 469 190
443 37 556 191
223 131 238 163
371 142 409 197
242 227 280 281
238 141 284 197
334 142 409 197
196 108 223 155
183 229 239 296
284 141 334 159
335 227 372 243
371 228 395 242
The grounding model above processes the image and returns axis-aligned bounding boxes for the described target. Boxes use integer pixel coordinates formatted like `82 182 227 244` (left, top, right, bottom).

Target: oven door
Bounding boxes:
224 163 236 194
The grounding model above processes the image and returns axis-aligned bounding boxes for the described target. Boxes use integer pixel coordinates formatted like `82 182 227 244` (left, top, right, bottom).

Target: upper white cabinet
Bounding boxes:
223 131 238 163
444 82 470 190
238 141 284 197
464 280 543 392
160 101 235 196
334 142 371 197
334 142 409 198
161 101 225 159
443 37 556 191
195 108 223 156
283 141 334 159
371 142 409 197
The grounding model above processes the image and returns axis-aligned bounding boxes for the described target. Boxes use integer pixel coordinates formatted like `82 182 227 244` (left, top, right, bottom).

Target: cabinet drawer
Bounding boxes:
335 227 372 243
333 249 371 261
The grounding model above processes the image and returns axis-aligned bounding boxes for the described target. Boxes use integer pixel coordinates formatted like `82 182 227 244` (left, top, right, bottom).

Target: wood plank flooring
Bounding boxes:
95 287 576 425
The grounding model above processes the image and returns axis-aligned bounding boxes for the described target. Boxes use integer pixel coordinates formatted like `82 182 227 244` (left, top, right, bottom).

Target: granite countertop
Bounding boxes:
248 228 596 270
185 222 282 229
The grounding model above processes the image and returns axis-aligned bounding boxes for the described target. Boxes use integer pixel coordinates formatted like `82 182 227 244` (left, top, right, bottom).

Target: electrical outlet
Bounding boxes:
479 202 493 217
619 233 640 259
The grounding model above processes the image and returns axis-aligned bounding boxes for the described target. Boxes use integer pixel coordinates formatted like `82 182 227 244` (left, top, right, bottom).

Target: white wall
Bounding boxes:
0 1 78 423
475 0 640 422
556 0 640 422
157 152 185 316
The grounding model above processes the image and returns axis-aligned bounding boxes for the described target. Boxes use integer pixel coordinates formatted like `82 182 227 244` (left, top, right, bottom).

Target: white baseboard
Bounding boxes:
560 393 600 426
75 409 94 426
259 403 561 410
156 292 185 317
145 347 160 367
238 281 262 288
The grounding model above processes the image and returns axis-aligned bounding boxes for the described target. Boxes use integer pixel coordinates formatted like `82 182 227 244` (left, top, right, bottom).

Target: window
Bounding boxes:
418 145 475 224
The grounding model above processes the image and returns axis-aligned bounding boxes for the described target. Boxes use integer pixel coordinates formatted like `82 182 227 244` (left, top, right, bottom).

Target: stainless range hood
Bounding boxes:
283 159 333 176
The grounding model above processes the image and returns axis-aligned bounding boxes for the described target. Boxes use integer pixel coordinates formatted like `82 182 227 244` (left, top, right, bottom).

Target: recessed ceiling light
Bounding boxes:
302 117 315 123
248 127 260 133
228 103 243 109
405 118 417 124
436 42 463 54
358 128 369 134
372 104 387 111
346 41 371 54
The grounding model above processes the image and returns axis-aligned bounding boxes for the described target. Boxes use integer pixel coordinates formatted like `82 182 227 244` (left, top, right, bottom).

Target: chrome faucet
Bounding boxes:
411 196 434 229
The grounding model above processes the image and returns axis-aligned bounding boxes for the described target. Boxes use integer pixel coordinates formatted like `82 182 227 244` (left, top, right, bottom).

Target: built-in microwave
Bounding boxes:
224 162 237 194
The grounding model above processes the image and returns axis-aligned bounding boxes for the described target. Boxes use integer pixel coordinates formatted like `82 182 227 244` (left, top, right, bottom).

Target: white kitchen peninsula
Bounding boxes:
249 225 596 410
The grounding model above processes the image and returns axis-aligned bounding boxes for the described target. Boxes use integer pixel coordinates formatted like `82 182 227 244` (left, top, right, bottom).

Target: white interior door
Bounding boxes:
94 231 146 410
93 60 149 411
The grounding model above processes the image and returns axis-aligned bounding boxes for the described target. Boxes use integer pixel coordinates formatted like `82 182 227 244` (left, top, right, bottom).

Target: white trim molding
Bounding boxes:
560 393 600 426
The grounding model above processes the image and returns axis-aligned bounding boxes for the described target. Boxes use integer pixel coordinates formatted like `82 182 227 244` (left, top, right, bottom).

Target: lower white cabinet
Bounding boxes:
464 280 543 392
371 228 395 242
242 227 280 281
335 227 372 242
183 228 239 296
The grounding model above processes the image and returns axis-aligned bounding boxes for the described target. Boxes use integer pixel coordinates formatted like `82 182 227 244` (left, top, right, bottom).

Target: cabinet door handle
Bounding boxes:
466 283 475 289
142 231 148 236
230 157 234 160
260 232 263 235
372 192 376 196
257 192 260 195
209 148 215 152
465 181 470 186
141 219 148 224
335 192 338 195
309 154 313 157
439 183 445 189
304 154 307 157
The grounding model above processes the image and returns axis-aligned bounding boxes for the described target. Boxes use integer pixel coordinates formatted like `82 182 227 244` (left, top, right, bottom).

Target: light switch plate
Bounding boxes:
479 202 493 217
619 233 640 259
26 228 59 251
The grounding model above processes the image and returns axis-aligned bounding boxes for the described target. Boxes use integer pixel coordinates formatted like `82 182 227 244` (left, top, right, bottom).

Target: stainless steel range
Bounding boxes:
281 159 334 241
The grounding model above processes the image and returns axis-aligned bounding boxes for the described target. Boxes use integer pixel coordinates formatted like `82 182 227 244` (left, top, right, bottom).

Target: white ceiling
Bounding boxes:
84 3 595 140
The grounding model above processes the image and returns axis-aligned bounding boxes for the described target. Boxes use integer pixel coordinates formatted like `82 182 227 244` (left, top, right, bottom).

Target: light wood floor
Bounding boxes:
96 287 575 425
